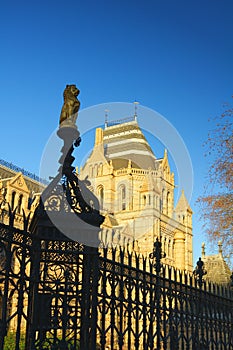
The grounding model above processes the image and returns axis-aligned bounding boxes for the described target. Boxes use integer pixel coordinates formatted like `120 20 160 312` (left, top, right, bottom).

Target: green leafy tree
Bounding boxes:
198 99 233 261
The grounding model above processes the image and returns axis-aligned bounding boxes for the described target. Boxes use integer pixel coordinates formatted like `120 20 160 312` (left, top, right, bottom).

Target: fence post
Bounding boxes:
193 257 207 350
149 238 166 350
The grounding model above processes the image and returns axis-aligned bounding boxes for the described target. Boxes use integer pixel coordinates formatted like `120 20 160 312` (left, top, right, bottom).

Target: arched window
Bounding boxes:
95 164 98 177
17 194 23 214
163 237 166 254
122 186 126 200
98 163 103 176
119 185 126 211
162 189 165 213
168 239 171 257
166 192 170 215
11 191 16 210
98 186 104 209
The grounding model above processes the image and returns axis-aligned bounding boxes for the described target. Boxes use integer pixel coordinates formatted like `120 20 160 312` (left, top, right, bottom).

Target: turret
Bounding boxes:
175 190 192 227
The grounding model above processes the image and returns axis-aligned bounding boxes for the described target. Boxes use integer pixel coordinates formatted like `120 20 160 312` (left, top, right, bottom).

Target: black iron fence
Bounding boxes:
97 248 233 350
0 217 99 350
0 219 232 349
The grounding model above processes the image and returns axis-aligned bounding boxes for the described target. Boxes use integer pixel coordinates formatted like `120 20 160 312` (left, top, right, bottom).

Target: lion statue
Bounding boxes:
59 84 80 126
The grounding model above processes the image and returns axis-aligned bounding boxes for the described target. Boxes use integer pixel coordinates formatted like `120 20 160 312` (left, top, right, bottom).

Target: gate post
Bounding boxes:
25 85 104 349
80 245 100 350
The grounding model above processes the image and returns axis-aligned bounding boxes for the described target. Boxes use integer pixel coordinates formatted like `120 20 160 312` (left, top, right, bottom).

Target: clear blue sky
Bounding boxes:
1 0 232 263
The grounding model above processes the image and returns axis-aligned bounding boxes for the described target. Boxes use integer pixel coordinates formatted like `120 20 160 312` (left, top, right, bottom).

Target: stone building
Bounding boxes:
0 160 45 228
79 116 193 273
0 160 46 332
201 241 232 285
0 116 193 273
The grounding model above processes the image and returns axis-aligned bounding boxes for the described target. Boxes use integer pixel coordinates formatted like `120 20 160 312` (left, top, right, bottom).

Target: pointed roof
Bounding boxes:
175 190 192 213
162 148 168 162
201 242 231 285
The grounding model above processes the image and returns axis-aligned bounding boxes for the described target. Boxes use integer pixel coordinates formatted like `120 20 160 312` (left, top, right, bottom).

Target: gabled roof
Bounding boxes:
8 173 30 194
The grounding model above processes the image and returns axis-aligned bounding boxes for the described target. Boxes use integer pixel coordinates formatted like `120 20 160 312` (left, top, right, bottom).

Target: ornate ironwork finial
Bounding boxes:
149 237 166 273
193 257 207 288
35 85 105 245
218 240 223 255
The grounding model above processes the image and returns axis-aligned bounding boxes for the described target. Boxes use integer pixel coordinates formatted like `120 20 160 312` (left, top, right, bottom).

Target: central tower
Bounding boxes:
80 117 193 272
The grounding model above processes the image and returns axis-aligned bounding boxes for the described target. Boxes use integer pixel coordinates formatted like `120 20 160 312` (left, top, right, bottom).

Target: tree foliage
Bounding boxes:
198 99 233 259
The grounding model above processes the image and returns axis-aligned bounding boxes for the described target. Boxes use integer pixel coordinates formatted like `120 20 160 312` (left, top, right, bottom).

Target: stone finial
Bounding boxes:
201 242 205 257
218 240 223 255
